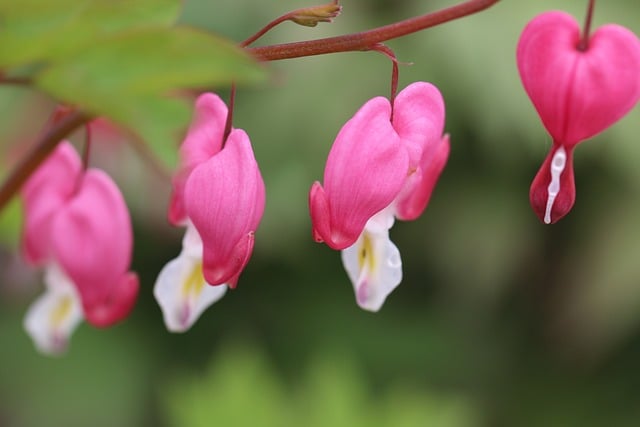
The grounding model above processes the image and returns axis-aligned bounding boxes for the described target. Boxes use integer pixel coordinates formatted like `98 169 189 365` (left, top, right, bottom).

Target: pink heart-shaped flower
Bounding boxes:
517 11 640 146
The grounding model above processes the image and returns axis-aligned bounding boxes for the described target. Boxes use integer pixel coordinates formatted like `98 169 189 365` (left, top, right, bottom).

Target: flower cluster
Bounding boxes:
153 84 449 329
21 142 138 354
15 5 640 355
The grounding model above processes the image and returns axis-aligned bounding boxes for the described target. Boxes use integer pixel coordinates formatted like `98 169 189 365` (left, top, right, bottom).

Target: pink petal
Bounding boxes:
529 144 576 224
341 225 402 312
50 169 138 325
310 97 409 250
169 93 229 225
83 272 139 327
23 263 84 355
517 11 640 145
309 182 331 243
395 135 450 221
21 142 82 265
184 129 265 286
392 82 445 168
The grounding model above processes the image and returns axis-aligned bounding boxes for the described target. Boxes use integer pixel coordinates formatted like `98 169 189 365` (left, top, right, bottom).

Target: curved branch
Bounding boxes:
0 0 499 213
247 0 499 61
0 111 90 210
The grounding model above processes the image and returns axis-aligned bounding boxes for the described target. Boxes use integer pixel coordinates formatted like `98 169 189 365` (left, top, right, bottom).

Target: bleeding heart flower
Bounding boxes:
155 93 265 332
517 11 640 224
21 142 139 354
310 82 449 311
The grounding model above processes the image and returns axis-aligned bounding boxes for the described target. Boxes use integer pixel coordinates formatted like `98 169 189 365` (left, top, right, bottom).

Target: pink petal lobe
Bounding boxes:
83 272 139 327
392 82 445 167
566 25 640 142
395 135 450 221
314 97 409 250
203 233 254 288
529 144 576 224
517 11 640 145
309 181 331 244
184 129 265 286
50 169 137 323
169 93 229 225
21 142 82 265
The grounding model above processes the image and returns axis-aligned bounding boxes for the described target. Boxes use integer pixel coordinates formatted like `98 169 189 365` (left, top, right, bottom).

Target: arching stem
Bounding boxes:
0 111 91 210
222 83 236 147
578 0 595 51
0 0 500 212
371 44 399 121
247 0 499 61
82 122 93 169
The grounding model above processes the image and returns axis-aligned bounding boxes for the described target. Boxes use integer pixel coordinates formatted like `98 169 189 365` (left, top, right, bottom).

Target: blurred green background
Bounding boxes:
1 0 640 426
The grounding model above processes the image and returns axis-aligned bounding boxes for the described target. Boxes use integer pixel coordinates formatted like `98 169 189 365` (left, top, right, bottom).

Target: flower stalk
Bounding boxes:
247 0 499 60
0 111 90 210
0 0 499 212
578 0 596 51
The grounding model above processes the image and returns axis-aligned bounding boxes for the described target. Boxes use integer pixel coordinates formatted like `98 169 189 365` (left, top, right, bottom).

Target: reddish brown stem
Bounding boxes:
0 0 499 212
247 0 499 61
371 44 399 120
222 83 236 147
82 121 93 169
578 0 595 51
242 14 295 48
0 76 32 86
0 112 90 210
241 1 341 47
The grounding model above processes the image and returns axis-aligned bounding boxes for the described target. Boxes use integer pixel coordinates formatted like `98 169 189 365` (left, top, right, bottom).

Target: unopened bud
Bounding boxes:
290 2 342 27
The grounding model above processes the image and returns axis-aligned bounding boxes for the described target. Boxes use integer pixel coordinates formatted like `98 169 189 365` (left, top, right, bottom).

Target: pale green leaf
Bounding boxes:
0 196 21 248
0 0 182 68
34 27 264 169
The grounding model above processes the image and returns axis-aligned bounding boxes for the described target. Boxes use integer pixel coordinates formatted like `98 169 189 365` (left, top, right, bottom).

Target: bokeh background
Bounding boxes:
1 0 640 426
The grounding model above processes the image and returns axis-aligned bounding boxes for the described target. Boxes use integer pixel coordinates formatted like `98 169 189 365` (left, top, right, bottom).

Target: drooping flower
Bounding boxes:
517 11 640 224
154 93 265 332
310 82 449 311
21 141 139 354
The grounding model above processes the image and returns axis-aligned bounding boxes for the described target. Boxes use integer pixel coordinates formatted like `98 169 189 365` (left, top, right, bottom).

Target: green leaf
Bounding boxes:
162 343 290 427
0 0 182 68
0 196 21 248
34 27 264 169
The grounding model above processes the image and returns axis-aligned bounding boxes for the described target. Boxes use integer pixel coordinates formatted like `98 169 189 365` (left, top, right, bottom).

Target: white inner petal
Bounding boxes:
341 225 402 312
182 221 204 258
24 264 84 356
366 206 396 233
544 146 567 224
154 229 227 333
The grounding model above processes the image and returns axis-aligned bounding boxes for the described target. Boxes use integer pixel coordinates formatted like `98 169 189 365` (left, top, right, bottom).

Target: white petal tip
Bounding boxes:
154 249 227 333
342 226 403 314
24 265 83 356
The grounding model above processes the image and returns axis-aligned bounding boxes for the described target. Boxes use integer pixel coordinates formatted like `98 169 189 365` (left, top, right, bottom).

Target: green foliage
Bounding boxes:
161 343 480 427
162 344 291 427
0 0 264 169
1 1 640 427
0 197 21 248
0 0 181 67
0 310 153 427
35 27 263 169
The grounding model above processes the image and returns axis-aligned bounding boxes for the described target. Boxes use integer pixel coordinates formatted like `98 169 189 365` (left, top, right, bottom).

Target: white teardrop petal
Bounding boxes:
341 227 402 312
154 248 227 333
24 264 83 355
182 221 204 258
